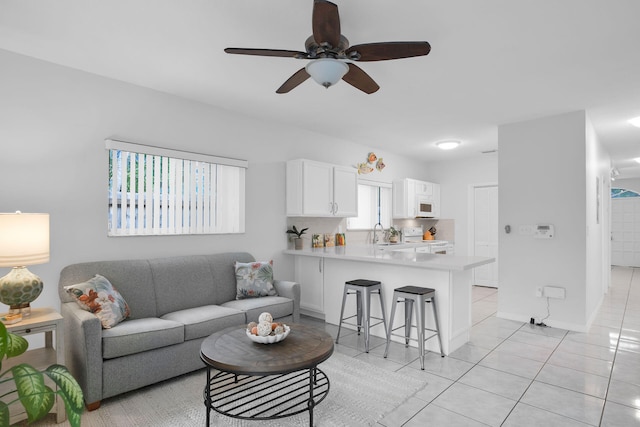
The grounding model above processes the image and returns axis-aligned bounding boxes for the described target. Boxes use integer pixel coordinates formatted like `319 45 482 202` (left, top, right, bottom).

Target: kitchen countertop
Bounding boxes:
283 245 494 271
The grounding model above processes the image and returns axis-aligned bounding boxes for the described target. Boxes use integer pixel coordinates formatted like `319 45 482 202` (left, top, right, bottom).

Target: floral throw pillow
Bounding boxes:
64 274 130 329
235 260 277 299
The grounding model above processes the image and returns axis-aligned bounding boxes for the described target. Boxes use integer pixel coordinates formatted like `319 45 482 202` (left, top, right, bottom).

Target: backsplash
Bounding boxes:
286 218 455 249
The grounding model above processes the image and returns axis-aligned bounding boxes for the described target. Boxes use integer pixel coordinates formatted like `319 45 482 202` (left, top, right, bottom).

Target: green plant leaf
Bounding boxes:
0 400 8 427
59 391 82 427
45 365 84 415
0 323 7 364
11 363 54 422
6 333 28 359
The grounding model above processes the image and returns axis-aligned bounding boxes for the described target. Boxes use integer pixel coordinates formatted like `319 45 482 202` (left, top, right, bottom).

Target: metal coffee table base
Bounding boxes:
204 366 330 427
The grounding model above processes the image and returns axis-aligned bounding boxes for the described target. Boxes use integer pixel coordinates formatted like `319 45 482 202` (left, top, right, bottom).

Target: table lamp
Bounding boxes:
0 211 50 317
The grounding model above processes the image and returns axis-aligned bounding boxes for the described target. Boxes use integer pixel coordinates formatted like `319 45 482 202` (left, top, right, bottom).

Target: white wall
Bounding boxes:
498 111 609 331
0 49 430 312
585 116 611 318
427 154 499 255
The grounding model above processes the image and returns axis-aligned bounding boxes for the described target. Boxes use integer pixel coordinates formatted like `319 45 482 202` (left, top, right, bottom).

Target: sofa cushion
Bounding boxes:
204 252 255 304
149 256 218 316
102 318 184 359
161 305 246 341
234 260 277 299
64 274 130 329
221 296 293 323
58 260 158 319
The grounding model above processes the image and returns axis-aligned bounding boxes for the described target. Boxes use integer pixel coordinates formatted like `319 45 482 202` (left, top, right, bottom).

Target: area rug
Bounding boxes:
33 351 425 426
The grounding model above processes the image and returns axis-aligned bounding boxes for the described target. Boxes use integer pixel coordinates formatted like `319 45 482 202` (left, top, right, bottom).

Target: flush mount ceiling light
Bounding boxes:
305 59 349 88
634 158 640 164
436 140 461 150
629 116 640 128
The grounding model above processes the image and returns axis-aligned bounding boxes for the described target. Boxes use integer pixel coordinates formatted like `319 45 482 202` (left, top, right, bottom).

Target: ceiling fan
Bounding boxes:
224 0 431 94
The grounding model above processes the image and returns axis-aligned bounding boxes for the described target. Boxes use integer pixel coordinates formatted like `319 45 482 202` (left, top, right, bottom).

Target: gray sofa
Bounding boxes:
57 252 300 409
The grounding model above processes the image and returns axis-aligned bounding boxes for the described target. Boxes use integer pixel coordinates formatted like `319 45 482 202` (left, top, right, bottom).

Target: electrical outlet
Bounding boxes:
536 287 543 297
543 286 566 299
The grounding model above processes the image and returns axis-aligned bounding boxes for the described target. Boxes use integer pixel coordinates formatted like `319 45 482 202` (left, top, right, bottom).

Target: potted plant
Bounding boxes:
286 225 308 250
388 226 400 244
0 322 84 426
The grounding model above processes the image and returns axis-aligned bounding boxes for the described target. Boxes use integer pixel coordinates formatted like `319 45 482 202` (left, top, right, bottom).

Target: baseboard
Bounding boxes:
496 311 588 333
300 308 325 320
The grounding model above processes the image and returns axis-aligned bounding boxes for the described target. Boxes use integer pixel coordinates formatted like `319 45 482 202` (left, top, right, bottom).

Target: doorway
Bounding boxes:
611 195 640 267
470 184 499 287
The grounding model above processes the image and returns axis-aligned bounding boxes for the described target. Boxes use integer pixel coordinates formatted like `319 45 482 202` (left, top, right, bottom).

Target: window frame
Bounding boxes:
106 139 247 236
346 179 392 231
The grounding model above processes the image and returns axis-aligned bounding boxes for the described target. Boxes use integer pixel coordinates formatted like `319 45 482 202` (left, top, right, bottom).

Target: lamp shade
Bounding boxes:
0 212 50 267
305 58 349 88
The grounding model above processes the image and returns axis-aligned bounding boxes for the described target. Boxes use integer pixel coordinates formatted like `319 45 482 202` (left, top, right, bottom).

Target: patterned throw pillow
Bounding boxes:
234 260 277 299
64 274 130 328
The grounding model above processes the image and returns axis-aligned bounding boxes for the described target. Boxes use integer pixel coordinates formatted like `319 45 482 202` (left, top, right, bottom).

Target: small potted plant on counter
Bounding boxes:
388 226 400 244
286 225 308 250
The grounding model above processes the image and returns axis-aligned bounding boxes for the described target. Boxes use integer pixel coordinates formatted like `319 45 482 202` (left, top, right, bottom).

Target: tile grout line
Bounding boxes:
598 266 635 426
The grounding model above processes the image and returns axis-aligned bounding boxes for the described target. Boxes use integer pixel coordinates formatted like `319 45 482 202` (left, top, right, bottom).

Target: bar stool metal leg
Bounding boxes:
356 290 362 336
378 288 388 343
335 285 349 344
415 295 426 370
404 299 413 347
362 288 371 352
429 298 445 357
383 294 397 358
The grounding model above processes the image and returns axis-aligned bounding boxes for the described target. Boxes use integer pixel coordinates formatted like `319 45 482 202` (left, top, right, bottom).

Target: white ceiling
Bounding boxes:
2 0 640 177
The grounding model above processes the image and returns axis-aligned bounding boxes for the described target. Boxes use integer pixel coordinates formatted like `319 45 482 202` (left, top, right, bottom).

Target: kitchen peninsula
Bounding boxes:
284 245 495 355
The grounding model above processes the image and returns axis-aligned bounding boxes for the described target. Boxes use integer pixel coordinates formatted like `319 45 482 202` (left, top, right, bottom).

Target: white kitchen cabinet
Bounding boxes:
286 159 358 217
393 178 440 219
294 256 325 317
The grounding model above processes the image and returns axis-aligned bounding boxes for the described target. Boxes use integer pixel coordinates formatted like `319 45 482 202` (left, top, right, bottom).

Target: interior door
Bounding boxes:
473 185 499 287
611 197 640 266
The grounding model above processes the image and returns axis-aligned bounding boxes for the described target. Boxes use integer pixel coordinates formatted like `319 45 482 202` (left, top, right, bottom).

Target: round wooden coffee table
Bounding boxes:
200 323 334 427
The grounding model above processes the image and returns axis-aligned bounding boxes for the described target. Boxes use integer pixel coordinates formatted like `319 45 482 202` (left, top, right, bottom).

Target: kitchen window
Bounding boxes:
106 139 247 236
347 181 392 230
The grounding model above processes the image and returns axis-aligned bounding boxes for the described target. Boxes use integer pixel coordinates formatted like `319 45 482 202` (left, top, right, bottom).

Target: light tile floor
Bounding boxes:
301 266 640 426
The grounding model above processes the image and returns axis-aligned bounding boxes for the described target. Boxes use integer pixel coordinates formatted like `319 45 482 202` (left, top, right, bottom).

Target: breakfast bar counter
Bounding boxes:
284 246 495 355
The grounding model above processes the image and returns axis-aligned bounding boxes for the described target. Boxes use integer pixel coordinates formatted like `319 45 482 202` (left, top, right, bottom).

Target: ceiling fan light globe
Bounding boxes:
306 58 349 89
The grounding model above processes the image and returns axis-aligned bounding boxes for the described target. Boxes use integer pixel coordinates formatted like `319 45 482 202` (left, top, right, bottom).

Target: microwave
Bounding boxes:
417 196 437 218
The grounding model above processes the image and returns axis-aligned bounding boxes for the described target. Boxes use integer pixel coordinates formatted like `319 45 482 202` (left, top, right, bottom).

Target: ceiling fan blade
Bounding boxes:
346 42 431 62
276 68 311 93
312 0 341 48
224 48 307 58
342 63 380 94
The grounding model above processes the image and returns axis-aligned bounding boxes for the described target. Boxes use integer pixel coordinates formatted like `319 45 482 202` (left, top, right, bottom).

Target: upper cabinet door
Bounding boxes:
286 159 358 217
302 160 334 216
332 165 358 217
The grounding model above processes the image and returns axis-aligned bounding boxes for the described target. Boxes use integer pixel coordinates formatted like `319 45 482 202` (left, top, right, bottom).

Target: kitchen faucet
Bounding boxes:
372 223 384 244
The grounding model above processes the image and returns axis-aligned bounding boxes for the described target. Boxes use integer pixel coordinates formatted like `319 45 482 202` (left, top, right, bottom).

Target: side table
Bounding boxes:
2 307 66 424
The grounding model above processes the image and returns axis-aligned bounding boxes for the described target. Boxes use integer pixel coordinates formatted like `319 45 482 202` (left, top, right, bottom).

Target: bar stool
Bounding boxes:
384 286 444 369
335 279 388 353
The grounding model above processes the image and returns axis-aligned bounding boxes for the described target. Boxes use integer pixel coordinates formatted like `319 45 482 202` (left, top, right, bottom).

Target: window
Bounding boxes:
106 139 247 236
347 181 392 230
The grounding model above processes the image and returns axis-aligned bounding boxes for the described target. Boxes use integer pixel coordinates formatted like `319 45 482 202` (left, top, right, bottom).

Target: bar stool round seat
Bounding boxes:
335 279 388 353
384 285 444 370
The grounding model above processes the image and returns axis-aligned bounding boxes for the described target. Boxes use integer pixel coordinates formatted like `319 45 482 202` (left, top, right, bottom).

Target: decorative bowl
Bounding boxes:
246 325 290 344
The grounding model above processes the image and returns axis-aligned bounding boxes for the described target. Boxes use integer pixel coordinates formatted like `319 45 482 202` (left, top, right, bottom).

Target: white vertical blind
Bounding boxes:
106 139 247 236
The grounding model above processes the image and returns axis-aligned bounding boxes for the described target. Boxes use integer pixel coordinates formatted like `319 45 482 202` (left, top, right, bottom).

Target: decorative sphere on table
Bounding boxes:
257 321 272 337
258 312 273 323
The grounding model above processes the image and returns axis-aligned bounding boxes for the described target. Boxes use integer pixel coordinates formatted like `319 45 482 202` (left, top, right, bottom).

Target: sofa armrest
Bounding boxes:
61 302 103 406
273 280 300 322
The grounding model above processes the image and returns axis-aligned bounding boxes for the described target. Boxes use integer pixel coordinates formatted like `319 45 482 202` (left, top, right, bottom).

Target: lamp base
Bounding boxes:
0 266 44 317
9 303 32 317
